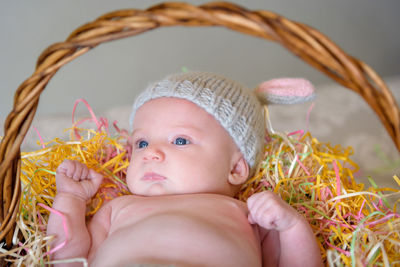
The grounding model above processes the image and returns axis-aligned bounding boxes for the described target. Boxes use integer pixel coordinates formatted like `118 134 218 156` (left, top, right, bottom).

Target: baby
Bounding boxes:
47 72 323 267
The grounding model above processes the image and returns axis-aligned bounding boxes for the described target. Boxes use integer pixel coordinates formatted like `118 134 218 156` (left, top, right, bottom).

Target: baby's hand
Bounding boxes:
56 159 103 201
247 191 302 232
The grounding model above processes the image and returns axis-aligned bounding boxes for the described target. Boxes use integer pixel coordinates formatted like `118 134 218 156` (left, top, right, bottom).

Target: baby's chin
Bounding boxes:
131 184 175 197
130 187 235 198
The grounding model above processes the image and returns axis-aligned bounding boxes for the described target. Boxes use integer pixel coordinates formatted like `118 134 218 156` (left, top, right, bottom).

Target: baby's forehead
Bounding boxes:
132 97 237 139
133 97 217 124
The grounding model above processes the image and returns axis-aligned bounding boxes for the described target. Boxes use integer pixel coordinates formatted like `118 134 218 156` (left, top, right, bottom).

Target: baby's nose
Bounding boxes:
142 146 165 162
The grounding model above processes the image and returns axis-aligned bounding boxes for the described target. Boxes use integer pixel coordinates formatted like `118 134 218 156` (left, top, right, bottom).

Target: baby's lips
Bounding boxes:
141 172 167 181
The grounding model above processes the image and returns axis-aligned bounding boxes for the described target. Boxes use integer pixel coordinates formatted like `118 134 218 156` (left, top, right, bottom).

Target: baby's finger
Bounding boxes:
248 213 256 224
247 191 265 210
72 161 85 181
248 202 265 225
67 160 79 178
250 203 271 226
57 159 74 177
89 169 104 189
81 165 89 180
248 192 273 214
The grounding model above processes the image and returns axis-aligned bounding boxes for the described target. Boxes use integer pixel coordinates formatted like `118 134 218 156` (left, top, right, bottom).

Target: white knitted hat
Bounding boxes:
130 71 266 175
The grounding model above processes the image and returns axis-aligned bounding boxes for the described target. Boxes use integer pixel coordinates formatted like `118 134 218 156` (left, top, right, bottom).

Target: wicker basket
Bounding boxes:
0 1 399 247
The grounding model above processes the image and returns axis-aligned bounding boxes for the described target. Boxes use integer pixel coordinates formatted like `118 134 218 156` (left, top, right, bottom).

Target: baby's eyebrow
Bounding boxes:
130 129 143 138
131 125 203 137
171 125 204 134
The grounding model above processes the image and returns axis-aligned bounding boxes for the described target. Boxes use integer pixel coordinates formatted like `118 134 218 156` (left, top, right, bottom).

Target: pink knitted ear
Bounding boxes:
256 78 316 105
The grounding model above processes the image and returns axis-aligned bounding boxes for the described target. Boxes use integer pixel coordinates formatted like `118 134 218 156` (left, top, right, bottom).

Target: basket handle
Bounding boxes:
0 1 399 244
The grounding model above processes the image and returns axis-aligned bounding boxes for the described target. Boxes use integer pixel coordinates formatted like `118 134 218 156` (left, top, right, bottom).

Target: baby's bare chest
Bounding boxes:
110 194 250 231
92 194 262 267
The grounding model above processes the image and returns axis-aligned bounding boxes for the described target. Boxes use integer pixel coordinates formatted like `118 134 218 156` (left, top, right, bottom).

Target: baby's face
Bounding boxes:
126 97 243 197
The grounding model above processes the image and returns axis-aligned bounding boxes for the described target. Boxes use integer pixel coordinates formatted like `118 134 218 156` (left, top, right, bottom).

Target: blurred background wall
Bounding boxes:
1 0 399 123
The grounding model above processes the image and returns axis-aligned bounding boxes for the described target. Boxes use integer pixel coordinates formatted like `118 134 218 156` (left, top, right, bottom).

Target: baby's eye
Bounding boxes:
173 137 190 146
137 140 148 149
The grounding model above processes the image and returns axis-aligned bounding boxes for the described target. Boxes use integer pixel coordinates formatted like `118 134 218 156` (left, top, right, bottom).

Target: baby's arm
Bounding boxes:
47 160 103 266
87 201 112 263
247 191 322 267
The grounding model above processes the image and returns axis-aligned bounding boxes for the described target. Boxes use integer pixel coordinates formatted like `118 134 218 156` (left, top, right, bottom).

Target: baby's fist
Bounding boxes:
247 191 302 232
56 159 103 201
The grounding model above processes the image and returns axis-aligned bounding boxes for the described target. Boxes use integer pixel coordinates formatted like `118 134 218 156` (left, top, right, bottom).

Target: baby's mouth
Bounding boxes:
141 172 167 181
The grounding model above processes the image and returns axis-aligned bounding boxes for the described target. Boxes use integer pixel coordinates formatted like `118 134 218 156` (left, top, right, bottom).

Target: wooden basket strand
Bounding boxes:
0 1 399 245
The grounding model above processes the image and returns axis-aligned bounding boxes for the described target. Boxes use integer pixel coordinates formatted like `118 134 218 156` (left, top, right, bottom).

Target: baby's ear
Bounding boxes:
228 154 249 185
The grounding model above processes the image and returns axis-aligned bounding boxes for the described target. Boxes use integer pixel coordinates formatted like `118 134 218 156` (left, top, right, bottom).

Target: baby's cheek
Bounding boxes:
126 159 138 177
125 167 138 192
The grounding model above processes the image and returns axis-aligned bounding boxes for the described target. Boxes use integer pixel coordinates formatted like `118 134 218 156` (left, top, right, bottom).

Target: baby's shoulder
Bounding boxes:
96 194 140 212
93 195 139 219
109 194 141 205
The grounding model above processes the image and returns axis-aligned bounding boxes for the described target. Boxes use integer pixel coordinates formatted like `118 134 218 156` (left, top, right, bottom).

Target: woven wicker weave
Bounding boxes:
0 1 399 246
